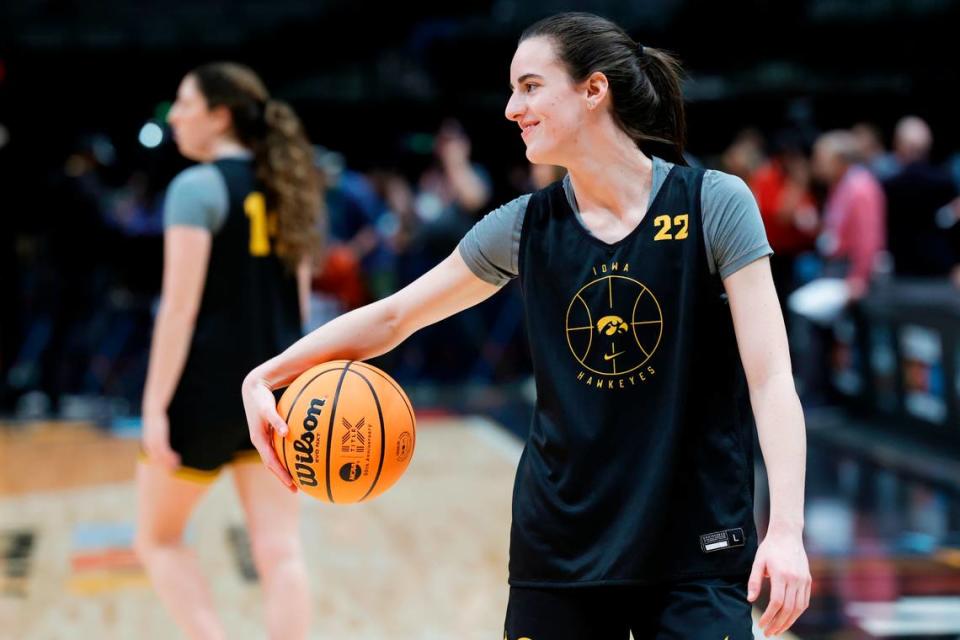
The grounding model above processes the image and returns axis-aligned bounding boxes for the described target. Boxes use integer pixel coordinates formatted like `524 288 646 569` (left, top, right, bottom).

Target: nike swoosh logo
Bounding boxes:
603 351 624 361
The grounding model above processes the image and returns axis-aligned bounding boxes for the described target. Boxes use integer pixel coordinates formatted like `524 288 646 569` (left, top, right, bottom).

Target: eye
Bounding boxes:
524 83 538 94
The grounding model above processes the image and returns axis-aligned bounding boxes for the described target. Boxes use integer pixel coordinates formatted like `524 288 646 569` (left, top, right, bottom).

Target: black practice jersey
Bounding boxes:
510 165 757 586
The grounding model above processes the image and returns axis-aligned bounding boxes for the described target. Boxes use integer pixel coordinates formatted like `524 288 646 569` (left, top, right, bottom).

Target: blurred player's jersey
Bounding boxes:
168 158 301 458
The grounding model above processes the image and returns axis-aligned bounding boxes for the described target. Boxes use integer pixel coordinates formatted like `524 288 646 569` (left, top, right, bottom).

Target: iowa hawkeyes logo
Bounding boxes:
596 315 629 336
565 275 663 376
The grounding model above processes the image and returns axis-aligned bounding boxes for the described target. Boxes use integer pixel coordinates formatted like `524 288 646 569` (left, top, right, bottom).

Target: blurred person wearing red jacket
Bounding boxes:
750 131 818 302
789 131 885 406
811 130 887 299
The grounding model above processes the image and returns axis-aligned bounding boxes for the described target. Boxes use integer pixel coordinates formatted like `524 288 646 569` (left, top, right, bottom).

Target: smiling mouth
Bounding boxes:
520 122 539 138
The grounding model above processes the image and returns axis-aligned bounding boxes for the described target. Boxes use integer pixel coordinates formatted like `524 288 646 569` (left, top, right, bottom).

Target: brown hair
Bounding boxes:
190 62 322 269
521 12 688 165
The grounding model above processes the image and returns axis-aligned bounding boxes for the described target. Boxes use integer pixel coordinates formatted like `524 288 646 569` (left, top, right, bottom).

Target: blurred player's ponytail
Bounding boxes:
191 62 322 269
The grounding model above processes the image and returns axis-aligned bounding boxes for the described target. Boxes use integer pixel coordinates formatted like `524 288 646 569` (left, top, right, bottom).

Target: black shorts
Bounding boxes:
504 576 752 640
165 381 258 480
167 418 257 477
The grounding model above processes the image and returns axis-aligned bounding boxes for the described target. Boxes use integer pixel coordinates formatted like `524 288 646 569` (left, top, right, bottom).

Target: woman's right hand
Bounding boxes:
242 373 297 492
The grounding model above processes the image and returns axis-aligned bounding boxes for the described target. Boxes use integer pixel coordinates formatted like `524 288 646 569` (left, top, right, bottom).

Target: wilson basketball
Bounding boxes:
273 360 416 503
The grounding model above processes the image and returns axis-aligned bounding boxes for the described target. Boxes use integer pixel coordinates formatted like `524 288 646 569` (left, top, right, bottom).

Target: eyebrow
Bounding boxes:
510 73 544 90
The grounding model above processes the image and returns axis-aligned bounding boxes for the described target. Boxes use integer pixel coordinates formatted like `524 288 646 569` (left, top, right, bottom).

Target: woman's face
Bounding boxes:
505 37 587 166
167 75 229 162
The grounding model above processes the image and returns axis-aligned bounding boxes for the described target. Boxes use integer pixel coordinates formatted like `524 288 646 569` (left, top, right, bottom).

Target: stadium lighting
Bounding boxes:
138 121 164 148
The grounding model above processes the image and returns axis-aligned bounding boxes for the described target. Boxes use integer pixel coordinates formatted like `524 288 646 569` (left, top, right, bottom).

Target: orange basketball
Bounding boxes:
273 360 416 503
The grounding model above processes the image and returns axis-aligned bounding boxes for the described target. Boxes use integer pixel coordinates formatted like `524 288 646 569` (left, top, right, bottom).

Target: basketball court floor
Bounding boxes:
2 408 959 638
1 416 521 639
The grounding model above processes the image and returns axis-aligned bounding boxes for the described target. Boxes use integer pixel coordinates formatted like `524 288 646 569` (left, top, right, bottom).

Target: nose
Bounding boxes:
504 91 523 123
167 103 180 126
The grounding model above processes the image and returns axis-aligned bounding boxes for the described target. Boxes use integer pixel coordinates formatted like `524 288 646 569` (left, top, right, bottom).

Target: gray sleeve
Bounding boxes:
701 170 773 279
163 164 230 233
457 194 531 286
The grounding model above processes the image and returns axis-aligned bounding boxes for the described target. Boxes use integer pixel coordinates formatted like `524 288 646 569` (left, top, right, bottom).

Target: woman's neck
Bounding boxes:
564 126 653 218
209 138 250 160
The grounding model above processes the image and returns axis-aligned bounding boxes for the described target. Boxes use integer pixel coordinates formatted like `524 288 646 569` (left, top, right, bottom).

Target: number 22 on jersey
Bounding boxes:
653 213 689 241
244 191 277 256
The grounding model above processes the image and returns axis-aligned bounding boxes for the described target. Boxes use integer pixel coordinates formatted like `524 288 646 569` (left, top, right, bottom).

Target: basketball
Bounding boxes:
273 360 416 503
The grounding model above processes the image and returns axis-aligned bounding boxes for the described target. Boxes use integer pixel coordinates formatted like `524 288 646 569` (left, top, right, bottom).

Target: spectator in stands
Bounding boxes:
383 120 493 380
882 116 960 278
851 122 899 180
507 162 566 197
412 119 492 267
721 128 766 183
750 130 819 302
7 136 114 414
310 146 389 320
810 130 887 299
790 131 886 406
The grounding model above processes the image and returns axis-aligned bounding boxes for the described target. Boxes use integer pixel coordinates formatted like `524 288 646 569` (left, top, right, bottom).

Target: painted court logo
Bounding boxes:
565 261 663 389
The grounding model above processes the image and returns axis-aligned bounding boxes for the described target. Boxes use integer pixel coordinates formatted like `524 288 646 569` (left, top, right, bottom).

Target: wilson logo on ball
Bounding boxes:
293 397 327 487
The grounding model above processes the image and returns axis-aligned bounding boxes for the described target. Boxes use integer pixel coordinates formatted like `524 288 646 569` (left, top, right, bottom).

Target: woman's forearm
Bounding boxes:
750 371 807 534
247 250 503 392
142 305 197 414
247 297 403 390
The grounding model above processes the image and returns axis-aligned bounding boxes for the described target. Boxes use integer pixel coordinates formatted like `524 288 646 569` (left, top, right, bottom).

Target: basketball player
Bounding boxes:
243 13 810 638
136 63 320 640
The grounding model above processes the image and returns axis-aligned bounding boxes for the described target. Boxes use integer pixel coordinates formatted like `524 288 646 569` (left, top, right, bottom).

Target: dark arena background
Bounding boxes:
2 1 960 638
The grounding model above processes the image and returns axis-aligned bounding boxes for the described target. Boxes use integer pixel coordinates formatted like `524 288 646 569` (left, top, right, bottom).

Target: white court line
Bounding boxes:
462 415 524 463
848 597 960 636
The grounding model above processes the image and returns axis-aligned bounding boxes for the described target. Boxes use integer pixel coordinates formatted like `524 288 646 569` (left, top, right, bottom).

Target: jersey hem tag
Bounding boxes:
699 528 745 553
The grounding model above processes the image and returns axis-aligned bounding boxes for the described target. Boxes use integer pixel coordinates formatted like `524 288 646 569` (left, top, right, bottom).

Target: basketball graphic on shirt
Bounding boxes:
565 275 663 376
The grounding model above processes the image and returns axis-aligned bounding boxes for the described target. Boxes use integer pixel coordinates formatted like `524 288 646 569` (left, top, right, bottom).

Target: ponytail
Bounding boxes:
635 46 687 165
254 99 322 271
190 62 323 271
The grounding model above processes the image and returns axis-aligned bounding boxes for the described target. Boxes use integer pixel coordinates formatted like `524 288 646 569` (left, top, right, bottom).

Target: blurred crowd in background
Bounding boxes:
2 1 958 424
2 107 958 420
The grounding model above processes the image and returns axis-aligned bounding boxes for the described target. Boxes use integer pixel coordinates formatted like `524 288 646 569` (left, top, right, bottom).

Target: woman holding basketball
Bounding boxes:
137 63 319 640
244 12 810 639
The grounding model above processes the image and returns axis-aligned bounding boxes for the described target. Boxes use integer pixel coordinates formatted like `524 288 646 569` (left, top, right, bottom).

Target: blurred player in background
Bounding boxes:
136 62 321 640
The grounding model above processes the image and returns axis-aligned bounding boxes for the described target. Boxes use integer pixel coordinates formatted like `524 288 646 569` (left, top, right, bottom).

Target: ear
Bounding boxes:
583 71 610 111
208 104 233 135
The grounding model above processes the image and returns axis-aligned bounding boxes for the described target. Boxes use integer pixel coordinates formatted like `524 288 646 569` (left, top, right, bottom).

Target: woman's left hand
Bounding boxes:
748 528 811 637
141 410 181 471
